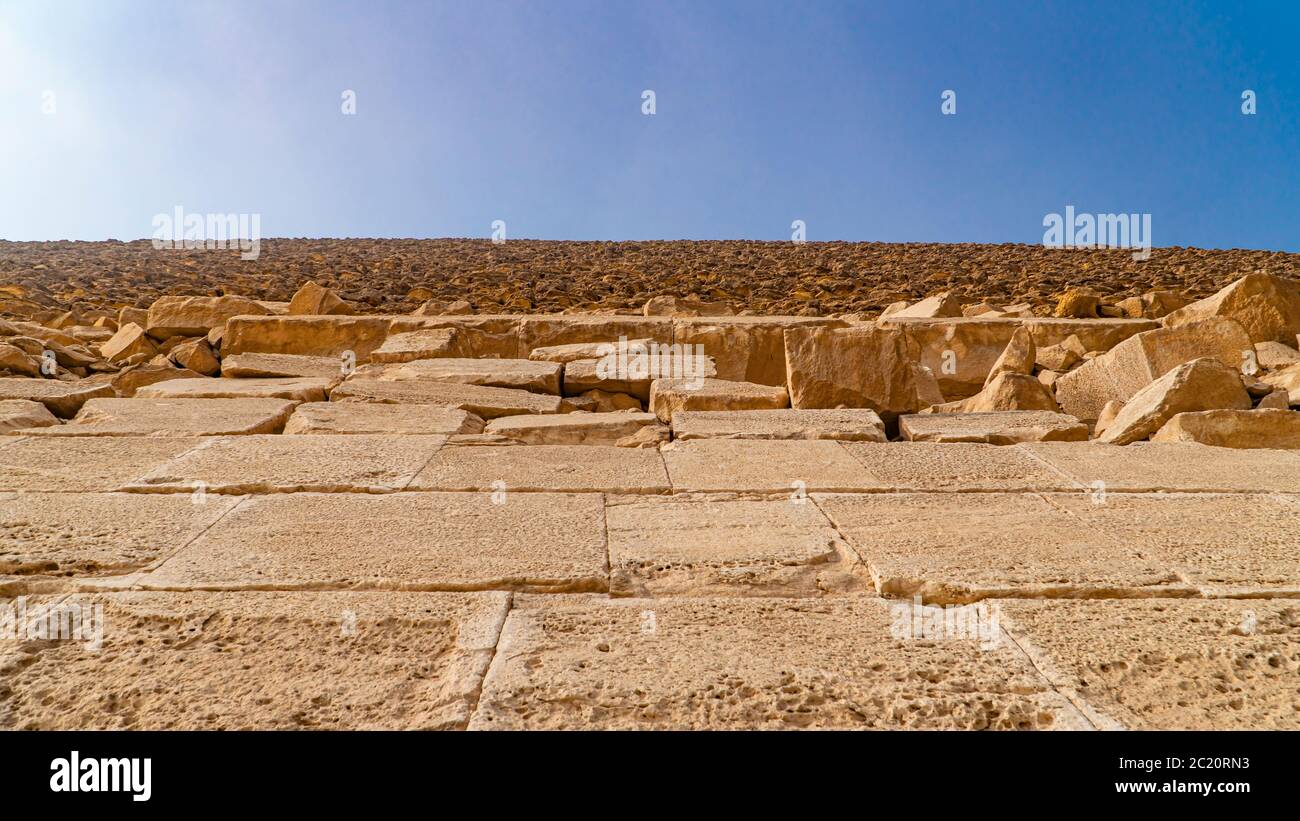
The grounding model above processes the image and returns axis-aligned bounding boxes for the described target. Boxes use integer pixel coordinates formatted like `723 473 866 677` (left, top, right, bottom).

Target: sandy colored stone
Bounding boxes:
1098 358 1251 445
125 434 446 494
369 328 456 363
485 412 660 445
984 326 1036 387
999 599 1300 729
670 408 887 442
892 291 964 319
816 492 1189 604
136 376 332 403
0 399 58 432
283 402 483 435
219 352 346 379
1116 290 1192 320
0 343 41 377
0 492 239 578
840 441 1073 491
98 322 157 364
949 372 1059 413
899 411 1088 445
1048 492 1300 596
146 295 271 340
1055 317 1254 421
223 315 393 361
574 388 642 412
1092 399 1125 437
673 317 837 387
0 590 509 729
21 397 296 437
410 444 669 493
1254 340 1300 369
1162 272 1300 344
0 378 114 418
0 436 205 491
562 353 716 401
1020 441 1300 493
167 337 219 376
1149 409 1300 449
783 324 941 420
469 594 1082 730
389 315 526 359
606 497 865 597
519 315 673 354
649 378 789 423
1053 288 1101 318
661 439 876 494
288 280 353 316
1035 336 1084 372
144 492 606 593
369 357 562 395
528 338 653 364
331 378 561 418
1261 362 1300 405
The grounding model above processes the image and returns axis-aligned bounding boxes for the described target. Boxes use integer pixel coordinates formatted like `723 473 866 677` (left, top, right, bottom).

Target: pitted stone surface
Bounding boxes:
142 492 607 593
0 436 206 492
1021 442 1300 493
331 378 561 417
468 594 1085 730
137 377 333 403
22 398 297 437
670 408 887 442
0 591 510 729
411 444 669 493
124 435 446 494
661 439 877 494
284 402 484 435
841 442 1075 492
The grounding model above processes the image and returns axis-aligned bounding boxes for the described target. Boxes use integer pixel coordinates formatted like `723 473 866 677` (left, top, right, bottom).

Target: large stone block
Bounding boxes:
1163 272 1300 345
672 316 841 387
145 295 272 340
223 315 394 361
782 324 942 421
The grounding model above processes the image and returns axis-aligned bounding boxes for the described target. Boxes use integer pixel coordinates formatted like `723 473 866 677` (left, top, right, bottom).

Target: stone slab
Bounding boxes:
840 442 1076 491
368 357 562 395
0 378 114 418
283 402 484 435
136 377 333 403
661 439 879 494
331 378 561 418
20 398 297 436
124 434 447 494
0 436 206 492
219 352 348 379
0 590 509 729
143 492 607 593
670 408 887 442
409 444 669 493
1020 442 1300 493
485 412 660 445
899 411 1090 445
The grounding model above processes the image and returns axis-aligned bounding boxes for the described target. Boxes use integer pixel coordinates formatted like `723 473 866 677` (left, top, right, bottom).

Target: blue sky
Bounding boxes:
2 0 1297 249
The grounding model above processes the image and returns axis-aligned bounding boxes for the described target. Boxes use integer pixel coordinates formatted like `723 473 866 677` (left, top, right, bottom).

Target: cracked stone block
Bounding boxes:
1020 442 1300 493
661 439 877 494
605 497 866 597
898 411 1089 445
815 492 1192 604
219 352 348 379
136 376 334 403
468 594 1087 730
142 492 607 593
840 442 1075 491
485 412 660 445
283 402 483 435
0 590 509 729
123 434 447 494
0 436 206 492
20 398 298 437
0 492 239 579
670 408 887 442
999 599 1300 729
331 378 562 417
0 378 115 418
410 444 669 493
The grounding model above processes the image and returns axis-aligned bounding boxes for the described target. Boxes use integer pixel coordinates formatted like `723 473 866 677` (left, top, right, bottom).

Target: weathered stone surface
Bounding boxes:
288 281 353 316
671 408 887 442
1149 409 1300 449
1034 336 1084 372
219 352 346 379
892 291 964 319
1099 358 1251 445
126 434 446 494
99 322 157 363
1254 340 1300 369
23 397 297 437
984 326 1036 386
1020 441 1300 493
109 364 205 397
1053 288 1101 318
528 338 653 364
949 372 1060 413
573 388 642 412
367 357 562 395
841 442 1072 491
1092 399 1125 437
410 444 669 493
1163 272 1300 345
1000 599 1300 729
899 411 1088 445
146 295 271 340
562 353 716 401
0 436 205 491
0 343 42 377
144 492 606 593
520 315 673 354
783 325 941 420
0 492 240 580
168 337 220 375
1048 492 1300 596
817 492 1189 604
673 316 838 387
0 399 58 432
1261 362 1300 405
223 315 393 360
137 376 333 403
1115 290 1192 319
485 412 660 445
390 315 525 359
649 378 789 423
661 439 876 494
332 378 562 418
0 378 114 418
0 590 509 729
1055 318 1253 421
606 497 865 597
369 328 456 363
469 594 1082 730
283 402 483 435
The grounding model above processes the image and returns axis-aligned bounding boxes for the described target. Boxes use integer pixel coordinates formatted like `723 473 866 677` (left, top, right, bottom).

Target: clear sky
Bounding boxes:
2 0 1297 249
